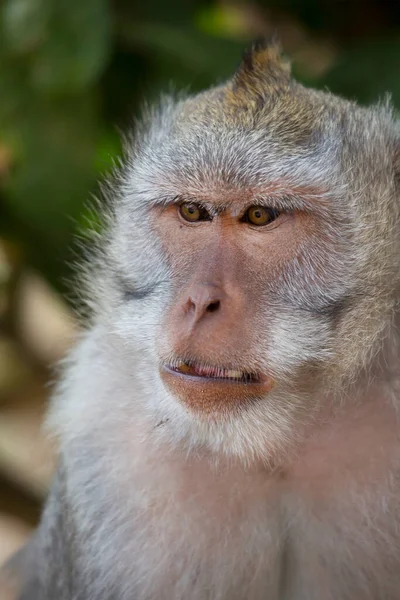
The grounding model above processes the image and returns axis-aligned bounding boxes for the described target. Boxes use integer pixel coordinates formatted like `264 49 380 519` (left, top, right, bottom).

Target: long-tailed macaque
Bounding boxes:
2 40 400 600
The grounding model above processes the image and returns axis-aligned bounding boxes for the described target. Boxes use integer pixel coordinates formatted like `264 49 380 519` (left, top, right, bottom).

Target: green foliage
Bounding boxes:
321 37 400 106
0 0 399 292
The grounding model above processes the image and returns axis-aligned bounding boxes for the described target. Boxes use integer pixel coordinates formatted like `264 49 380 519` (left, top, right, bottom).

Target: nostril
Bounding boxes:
206 300 220 313
185 285 224 321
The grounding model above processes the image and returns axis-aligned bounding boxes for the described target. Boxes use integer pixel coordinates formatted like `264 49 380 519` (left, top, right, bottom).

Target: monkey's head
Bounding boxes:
94 41 400 465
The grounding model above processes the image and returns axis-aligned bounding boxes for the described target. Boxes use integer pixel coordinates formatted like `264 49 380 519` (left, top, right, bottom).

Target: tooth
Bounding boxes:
226 370 243 378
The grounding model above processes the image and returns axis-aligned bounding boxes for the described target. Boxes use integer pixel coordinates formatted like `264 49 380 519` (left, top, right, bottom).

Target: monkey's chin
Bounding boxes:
160 365 274 416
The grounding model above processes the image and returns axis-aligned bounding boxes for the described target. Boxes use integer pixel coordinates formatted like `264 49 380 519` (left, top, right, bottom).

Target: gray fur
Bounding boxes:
3 45 400 599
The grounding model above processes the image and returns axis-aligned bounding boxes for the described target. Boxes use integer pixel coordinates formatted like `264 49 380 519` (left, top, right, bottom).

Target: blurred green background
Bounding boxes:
1 0 400 292
1 0 400 563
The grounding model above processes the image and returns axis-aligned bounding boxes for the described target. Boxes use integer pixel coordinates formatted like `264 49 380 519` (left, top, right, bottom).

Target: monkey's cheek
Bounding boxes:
159 368 274 416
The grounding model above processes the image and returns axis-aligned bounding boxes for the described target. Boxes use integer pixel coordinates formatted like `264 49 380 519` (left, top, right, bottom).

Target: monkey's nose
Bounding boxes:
185 283 224 323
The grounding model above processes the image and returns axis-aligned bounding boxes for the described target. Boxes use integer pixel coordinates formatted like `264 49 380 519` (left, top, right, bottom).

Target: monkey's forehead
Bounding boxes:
127 84 393 203
126 40 396 202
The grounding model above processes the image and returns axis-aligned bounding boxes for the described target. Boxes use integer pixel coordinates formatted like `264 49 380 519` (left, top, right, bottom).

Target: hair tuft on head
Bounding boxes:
228 36 291 108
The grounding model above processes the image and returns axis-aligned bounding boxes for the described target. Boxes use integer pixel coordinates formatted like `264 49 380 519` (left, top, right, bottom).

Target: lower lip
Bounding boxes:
160 365 274 413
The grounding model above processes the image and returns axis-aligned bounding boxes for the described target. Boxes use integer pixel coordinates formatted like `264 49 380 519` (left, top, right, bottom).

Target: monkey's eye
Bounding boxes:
179 202 210 223
243 206 280 226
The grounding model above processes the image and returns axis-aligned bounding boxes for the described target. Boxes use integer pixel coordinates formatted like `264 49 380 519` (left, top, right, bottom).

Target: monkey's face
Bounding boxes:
154 192 329 416
106 48 399 463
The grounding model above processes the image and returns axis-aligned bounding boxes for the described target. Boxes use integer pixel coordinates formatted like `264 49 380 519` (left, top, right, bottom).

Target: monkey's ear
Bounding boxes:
231 37 291 100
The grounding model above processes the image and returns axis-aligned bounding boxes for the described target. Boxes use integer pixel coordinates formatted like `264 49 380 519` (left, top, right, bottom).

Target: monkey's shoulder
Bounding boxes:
0 466 75 600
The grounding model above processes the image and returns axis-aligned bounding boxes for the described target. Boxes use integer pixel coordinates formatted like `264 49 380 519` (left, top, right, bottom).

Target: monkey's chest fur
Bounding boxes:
19 410 400 600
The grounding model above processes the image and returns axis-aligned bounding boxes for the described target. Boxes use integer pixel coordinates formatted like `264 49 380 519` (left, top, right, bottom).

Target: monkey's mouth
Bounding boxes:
164 360 261 384
161 359 273 413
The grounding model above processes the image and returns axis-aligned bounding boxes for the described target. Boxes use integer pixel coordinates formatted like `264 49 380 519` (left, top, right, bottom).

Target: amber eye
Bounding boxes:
179 202 209 223
244 206 280 226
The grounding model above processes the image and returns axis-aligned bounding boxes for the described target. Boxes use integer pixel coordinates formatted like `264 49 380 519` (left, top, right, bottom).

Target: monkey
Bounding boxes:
2 39 400 600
